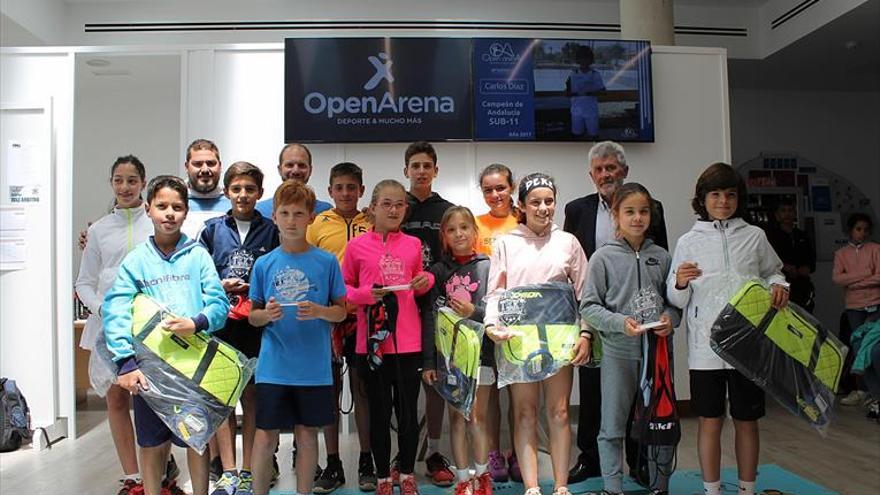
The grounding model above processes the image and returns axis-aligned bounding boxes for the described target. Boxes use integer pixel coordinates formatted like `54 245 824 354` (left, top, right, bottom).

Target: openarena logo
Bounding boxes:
302 52 457 119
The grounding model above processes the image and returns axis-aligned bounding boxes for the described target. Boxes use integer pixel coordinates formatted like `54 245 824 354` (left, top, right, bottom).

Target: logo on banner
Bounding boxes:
482 42 519 63
364 52 394 90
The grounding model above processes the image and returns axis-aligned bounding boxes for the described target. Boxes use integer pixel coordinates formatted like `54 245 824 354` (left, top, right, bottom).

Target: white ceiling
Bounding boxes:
728 0 880 91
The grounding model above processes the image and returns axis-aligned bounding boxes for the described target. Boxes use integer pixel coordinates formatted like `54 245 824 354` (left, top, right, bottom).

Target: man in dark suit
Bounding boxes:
563 141 668 484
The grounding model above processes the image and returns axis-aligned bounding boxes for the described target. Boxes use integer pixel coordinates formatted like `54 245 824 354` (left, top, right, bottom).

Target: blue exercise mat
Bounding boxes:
266 463 837 495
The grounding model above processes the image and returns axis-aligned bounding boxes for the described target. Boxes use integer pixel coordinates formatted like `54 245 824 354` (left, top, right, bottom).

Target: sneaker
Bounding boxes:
237 470 254 495
552 488 571 495
164 454 180 483
507 452 522 483
475 472 493 495
210 470 239 495
315 460 346 494
390 455 401 486
840 389 867 406
209 456 223 483
401 475 421 495
117 479 145 495
647 490 669 495
425 452 455 487
161 480 187 495
867 399 879 420
455 479 474 495
524 487 542 495
488 450 508 482
377 479 394 495
358 453 378 491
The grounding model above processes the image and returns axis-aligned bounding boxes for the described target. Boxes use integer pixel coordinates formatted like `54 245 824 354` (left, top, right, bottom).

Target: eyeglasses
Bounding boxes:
377 202 406 211
190 160 218 168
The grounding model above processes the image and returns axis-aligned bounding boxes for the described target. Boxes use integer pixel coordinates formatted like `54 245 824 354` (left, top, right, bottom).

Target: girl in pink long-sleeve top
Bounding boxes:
342 179 434 495
484 173 591 495
833 213 880 406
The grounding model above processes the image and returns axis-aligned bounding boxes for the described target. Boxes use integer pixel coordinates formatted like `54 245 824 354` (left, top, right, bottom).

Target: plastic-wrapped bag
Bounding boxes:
89 330 118 397
494 282 580 387
433 307 484 418
130 294 256 452
711 280 848 435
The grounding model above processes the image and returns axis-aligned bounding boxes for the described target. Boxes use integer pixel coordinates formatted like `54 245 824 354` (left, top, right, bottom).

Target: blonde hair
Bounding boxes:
439 206 478 255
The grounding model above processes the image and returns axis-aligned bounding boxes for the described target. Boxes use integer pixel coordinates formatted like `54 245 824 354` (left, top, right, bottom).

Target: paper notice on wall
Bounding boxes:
4 141 42 204
0 237 27 270
0 206 27 232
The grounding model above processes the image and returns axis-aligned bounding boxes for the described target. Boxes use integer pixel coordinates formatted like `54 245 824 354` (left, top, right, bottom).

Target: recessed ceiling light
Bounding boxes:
85 58 111 67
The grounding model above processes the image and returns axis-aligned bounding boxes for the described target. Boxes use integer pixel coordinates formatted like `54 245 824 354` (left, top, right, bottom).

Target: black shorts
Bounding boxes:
690 369 765 421
214 317 262 359
132 394 188 448
255 383 335 430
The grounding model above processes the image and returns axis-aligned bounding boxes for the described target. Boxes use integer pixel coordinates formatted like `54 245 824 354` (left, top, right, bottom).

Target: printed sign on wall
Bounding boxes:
285 38 473 142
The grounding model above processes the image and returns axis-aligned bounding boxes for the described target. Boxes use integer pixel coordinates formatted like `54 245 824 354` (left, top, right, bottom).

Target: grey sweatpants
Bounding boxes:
598 353 674 492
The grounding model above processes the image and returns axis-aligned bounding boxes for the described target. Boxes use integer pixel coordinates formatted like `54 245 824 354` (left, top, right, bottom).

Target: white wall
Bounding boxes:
72 53 182 272
191 44 732 400
0 49 75 441
729 87 880 332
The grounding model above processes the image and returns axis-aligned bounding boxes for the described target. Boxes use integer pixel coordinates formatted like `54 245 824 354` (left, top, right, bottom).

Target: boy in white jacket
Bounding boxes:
667 163 788 495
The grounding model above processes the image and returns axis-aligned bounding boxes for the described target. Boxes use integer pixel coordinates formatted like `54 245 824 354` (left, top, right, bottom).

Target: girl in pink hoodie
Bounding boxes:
484 173 591 495
342 179 434 495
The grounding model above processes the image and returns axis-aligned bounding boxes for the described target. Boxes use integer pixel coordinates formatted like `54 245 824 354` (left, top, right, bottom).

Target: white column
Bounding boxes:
619 0 675 45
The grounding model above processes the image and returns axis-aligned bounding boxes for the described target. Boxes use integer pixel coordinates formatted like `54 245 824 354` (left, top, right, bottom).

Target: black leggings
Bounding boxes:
358 352 422 478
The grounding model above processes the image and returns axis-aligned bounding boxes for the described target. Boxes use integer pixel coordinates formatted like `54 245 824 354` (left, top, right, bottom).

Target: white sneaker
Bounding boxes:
840 390 867 406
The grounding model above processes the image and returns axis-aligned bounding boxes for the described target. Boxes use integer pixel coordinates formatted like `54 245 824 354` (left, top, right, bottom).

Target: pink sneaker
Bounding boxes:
488 451 508 482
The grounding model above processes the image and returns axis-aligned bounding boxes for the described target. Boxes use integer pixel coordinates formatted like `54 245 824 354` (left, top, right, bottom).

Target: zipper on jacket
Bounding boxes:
718 221 731 272
635 249 642 290
126 208 134 251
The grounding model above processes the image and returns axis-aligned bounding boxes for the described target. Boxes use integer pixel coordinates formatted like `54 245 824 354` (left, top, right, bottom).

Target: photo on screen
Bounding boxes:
532 39 653 142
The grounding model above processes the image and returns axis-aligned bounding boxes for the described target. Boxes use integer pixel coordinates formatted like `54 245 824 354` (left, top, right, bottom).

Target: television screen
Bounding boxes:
473 38 654 142
284 38 473 143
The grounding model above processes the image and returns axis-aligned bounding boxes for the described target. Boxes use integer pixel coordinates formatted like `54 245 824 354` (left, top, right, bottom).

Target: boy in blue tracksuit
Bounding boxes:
103 175 230 495
199 162 279 494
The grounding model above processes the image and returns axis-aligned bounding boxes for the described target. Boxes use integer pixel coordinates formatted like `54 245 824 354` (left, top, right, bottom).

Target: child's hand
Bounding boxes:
675 261 702 289
571 335 592 366
370 288 389 303
410 272 431 292
118 369 148 394
486 325 517 342
296 301 324 321
164 317 196 336
653 314 674 337
422 369 438 385
624 317 646 337
448 297 475 318
771 284 790 309
221 278 249 294
265 297 283 322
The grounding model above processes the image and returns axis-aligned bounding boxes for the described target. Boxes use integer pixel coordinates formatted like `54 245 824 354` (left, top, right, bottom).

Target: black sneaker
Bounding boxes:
358 453 377 492
314 460 346 493
209 455 223 483
163 454 180 483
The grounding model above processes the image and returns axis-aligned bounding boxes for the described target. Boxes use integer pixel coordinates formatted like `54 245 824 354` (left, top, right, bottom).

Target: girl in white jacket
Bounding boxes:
74 155 153 494
667 163 788 495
